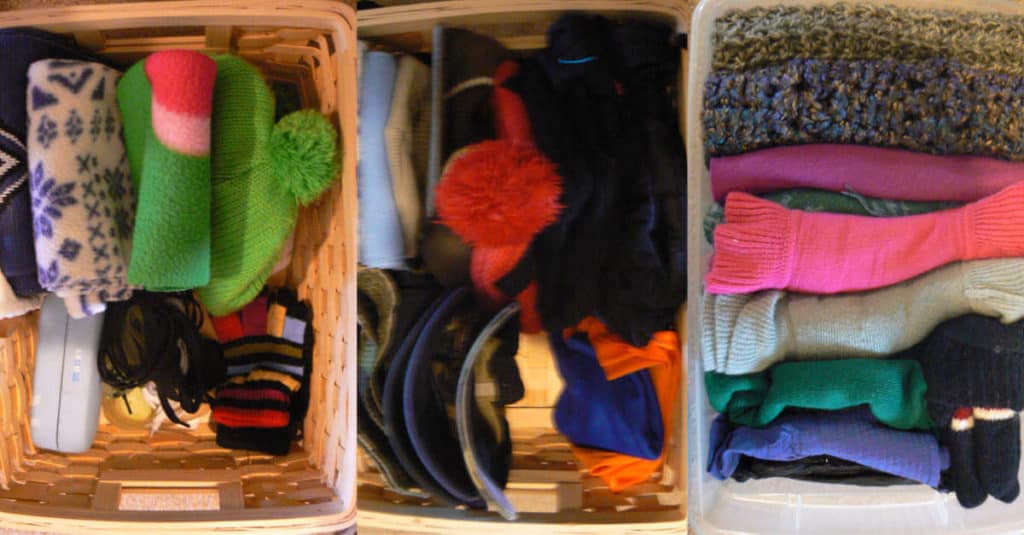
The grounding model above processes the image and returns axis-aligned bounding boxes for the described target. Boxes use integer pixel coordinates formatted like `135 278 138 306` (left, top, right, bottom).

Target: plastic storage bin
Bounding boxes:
358 0 691 532
686 0 1024 533
0 1 357 532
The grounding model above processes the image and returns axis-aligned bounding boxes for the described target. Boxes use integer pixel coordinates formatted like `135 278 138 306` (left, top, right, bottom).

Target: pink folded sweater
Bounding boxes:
710 145 1024 202
706 183 1024 294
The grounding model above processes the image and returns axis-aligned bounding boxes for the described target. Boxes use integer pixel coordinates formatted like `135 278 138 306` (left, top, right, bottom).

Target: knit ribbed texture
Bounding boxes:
706 184 1024 294
918 315 1024 414
703 188 958 244
197 55 338 316
709 145 1024 204
911 316 1024 508
705 359 932 430
702 259 1024 374
385 55 430 259
703 58 1024 159
713 4 1024 75
118 51 215 291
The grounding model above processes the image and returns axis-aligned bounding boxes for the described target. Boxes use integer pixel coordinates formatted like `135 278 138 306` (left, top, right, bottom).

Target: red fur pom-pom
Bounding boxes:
436 140 563 247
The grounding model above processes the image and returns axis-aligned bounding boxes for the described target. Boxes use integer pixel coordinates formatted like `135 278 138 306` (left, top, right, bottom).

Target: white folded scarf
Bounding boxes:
26 59 135 318
703 259 1024 374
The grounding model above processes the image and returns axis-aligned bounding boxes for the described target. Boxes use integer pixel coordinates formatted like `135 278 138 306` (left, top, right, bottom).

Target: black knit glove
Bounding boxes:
914 314 1024 508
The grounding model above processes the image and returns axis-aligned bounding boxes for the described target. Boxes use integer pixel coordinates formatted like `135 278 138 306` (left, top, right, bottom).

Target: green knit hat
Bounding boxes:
118 51 217 291
197 55 339 316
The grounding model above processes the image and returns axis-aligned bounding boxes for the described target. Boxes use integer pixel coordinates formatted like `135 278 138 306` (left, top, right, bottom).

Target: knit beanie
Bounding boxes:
435 61 561 335
703 188 959 244
911 315 1024 507
702 259 1024 374
552 331 664 460
710 144 1024 204
420 29 509 288
455 302 524 519
118 50 216 291
705 359 932 430
27 59 135 318
385 55 431 259
356 268 426 497
402 286 487 508
197 55 338 317
381 288 467 505
707 183 1024 295
1 28 107 298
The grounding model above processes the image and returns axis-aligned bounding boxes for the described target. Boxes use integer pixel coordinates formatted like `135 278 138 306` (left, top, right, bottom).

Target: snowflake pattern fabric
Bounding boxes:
26 59 135 318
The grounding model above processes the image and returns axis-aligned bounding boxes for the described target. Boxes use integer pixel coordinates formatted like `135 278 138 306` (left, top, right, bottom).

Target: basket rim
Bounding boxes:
0 0 358 530
357 1 689 531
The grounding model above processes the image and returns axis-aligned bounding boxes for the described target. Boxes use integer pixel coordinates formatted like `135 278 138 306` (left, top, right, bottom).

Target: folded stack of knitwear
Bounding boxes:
0 36 340 323
211 288 312 455
702 4 1024 509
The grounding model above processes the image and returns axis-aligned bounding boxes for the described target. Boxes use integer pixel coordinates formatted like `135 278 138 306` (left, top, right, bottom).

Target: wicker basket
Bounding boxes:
0 1 357 532
357 1 691 532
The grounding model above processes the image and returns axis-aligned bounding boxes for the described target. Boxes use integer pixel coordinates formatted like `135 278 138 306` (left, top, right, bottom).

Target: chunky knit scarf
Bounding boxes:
713 4 1024 75
704 57 1024 159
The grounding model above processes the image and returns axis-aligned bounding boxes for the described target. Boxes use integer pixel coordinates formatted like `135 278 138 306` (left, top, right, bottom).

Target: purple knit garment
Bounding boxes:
709 408 949 487
710 144 1024 203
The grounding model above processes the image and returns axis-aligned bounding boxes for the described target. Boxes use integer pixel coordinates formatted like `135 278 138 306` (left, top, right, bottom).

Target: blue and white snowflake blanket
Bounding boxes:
26 59 135 318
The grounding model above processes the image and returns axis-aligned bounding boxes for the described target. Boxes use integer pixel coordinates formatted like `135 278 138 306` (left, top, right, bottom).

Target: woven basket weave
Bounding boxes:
0 1 357 532
357 1 691 531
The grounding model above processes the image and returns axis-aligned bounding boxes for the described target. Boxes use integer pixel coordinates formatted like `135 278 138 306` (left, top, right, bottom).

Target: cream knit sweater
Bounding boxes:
703 259 1024 374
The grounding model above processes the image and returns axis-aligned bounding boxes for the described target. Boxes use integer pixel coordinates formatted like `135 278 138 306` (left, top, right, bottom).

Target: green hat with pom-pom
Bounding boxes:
197 55 339 316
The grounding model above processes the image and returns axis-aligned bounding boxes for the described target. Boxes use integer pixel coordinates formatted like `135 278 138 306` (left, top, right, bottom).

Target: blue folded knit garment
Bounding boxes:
709 408 949 488
551 331 663 460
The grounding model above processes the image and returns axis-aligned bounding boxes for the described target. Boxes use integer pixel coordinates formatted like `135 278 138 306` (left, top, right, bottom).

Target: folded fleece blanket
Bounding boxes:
0 28 107 299
27 59 135 318
709 408 948 487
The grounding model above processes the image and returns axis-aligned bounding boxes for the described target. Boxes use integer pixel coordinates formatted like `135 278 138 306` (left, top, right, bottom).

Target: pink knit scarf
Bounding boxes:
706 183 1024 294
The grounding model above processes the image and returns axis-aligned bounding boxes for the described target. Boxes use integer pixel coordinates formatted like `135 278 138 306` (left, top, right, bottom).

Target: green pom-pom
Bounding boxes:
270 109 340 205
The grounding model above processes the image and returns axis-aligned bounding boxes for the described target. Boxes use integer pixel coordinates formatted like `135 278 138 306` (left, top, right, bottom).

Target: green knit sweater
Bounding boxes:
705 359 932 430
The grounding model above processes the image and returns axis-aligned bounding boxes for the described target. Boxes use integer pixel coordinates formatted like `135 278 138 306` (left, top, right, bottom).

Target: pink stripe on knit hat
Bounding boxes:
151 99 210 156
706 182 1024 295
710 144 1024 203
145 50 215 156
